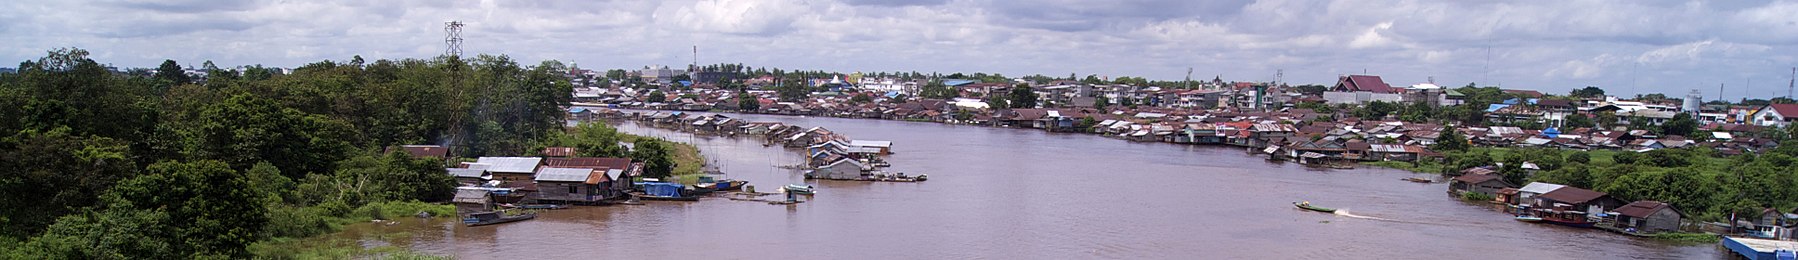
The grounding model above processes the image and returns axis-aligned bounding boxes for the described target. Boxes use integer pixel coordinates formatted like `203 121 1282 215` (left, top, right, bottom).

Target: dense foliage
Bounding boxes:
0 48 571 258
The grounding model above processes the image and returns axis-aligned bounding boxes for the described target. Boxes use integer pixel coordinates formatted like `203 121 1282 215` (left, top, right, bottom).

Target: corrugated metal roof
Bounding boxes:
850 140 892 148
447 168 486 178
535 167 594 182
476 157 543 173
1518 182 1566 195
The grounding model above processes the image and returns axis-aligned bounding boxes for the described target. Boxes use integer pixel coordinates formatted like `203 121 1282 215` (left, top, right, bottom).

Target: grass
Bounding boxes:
1460 191 1495 202
618 133 706 185
1649 232 1719 244
1362 161 1446 174
251 201 457 259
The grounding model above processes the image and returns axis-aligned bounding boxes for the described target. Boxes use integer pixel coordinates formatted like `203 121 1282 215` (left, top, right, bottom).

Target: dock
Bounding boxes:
1722 236 1798 260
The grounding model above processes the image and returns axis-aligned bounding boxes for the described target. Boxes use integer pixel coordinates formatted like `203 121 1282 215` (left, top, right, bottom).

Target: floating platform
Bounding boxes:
1722 236 1798 260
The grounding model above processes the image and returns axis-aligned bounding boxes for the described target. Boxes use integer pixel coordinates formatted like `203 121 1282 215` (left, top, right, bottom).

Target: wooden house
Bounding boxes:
447 167 489 186
1614 200 1682 233
533 167 615 204
452 188 494 215
808 158 870 180
1534 186 1625 220
1448 173 1514 197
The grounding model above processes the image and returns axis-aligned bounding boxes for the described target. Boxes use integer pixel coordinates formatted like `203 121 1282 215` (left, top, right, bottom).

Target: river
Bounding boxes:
343 112 1723 259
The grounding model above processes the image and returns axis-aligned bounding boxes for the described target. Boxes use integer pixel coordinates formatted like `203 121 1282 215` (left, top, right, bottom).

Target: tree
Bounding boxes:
918 80 956 99
1570 86 1606 98
646 90 666 103
195 94 354 177
1431 125 1469 152
1566 151 1591 165
1094 97 1109 110
850 93 873 103
1662 112 1698 137
0 127 137 237
1564 113 1594 129
631 138 675 179
737 91 760 112
27 160 269 259
985 96 1008 110
1008 84 1037 108
155 59 190 86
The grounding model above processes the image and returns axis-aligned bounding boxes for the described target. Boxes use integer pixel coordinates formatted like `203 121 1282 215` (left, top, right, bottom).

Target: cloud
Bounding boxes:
2 0 1797 98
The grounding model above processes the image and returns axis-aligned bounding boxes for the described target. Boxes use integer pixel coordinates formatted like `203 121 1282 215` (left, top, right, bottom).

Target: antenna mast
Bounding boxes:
444 21 464 57
1184 67 1193 89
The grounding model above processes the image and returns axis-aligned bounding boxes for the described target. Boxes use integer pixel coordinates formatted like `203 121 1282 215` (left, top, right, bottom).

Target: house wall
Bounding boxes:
492 172 534 182
536 182 596 202
1323 91 1403 105
1642 208 1681 232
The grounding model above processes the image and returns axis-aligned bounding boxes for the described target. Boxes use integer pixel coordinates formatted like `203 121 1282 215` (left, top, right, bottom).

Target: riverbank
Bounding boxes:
618 133 706 184
248 201 456 259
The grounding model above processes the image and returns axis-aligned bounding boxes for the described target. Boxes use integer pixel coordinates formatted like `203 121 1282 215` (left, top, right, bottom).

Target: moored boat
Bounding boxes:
1403 177 1433 183
783 184 815 195
1293 202 1336 213
637 182 701 201
1514 216 1543 222
464 211 536 227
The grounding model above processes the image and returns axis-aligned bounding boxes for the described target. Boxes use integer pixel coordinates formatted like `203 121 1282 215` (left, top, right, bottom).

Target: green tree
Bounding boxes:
918 80 956 99
850 93 873 103
0 127 137 237
1093 97 1109 110
1563 113 1594 129
1662 112 1698 137
1008 84 1037 108
1566 151 1590 165
631 139 675 179
195 94 354 177
25 160 268 259
985 96 1008 109
155 59 190 86
1431 125 1469 152
1570 86 1605 98
737 91 761 111
647 90 666 103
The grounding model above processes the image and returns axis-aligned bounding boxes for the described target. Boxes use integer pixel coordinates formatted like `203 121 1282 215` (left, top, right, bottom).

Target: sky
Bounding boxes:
4 0 1798 99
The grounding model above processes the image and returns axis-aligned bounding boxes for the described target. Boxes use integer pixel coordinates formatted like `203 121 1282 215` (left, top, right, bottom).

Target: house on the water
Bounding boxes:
533 167 625 204
1448 173 1514 198
808 158 870 180
1613 200 1682 233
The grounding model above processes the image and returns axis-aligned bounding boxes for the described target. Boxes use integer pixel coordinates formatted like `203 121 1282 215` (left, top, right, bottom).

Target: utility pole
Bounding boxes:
1789 67 1795 99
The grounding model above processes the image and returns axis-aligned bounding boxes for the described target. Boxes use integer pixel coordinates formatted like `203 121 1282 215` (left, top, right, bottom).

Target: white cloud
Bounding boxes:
1 0 1796 97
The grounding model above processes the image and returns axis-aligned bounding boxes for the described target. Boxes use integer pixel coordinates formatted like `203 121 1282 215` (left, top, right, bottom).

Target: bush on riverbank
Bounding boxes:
1650 232 1719 244
1366 145 1798 223
1460 191 1495 202
1362 161 1445 174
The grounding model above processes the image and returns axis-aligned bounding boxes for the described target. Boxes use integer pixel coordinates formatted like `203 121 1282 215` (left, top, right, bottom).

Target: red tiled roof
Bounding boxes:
1338 75 1395 93
1538 187 1608 204
1767 104 1798 120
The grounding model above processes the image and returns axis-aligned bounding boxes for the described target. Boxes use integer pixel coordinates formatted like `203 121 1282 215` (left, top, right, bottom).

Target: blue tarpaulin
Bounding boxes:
1485 104 1510 112
1543 127 1560 138
641 182 685 197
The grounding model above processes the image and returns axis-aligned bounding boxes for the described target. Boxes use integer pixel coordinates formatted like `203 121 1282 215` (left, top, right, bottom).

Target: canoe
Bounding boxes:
1403 177 1433 183
1293 202 1336 213
518 204 568 210
464 211 536 227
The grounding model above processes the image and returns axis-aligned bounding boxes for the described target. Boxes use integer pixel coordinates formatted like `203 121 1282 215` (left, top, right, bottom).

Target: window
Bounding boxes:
569 186 578 194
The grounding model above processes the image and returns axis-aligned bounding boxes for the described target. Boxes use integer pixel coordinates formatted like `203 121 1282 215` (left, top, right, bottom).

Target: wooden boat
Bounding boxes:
1403 177 1433 183
1293 202 1336 213
783 184 815 195
1536 216 1595 228
518 204 569 210
463 211 536 227
1513 216 1543 222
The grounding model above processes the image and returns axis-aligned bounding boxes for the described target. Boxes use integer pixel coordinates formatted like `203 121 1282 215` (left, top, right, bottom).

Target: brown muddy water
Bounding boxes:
342 113 1724 259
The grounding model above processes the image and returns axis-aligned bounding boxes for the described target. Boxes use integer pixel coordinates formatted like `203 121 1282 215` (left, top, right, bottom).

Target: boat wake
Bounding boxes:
1332 209 1397 221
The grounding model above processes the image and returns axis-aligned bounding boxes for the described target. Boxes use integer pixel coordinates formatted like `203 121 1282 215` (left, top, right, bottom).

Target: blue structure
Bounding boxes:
1542 127 1560 138
1485 104 1510 113
1724 236 1798 260
941 79 977 86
